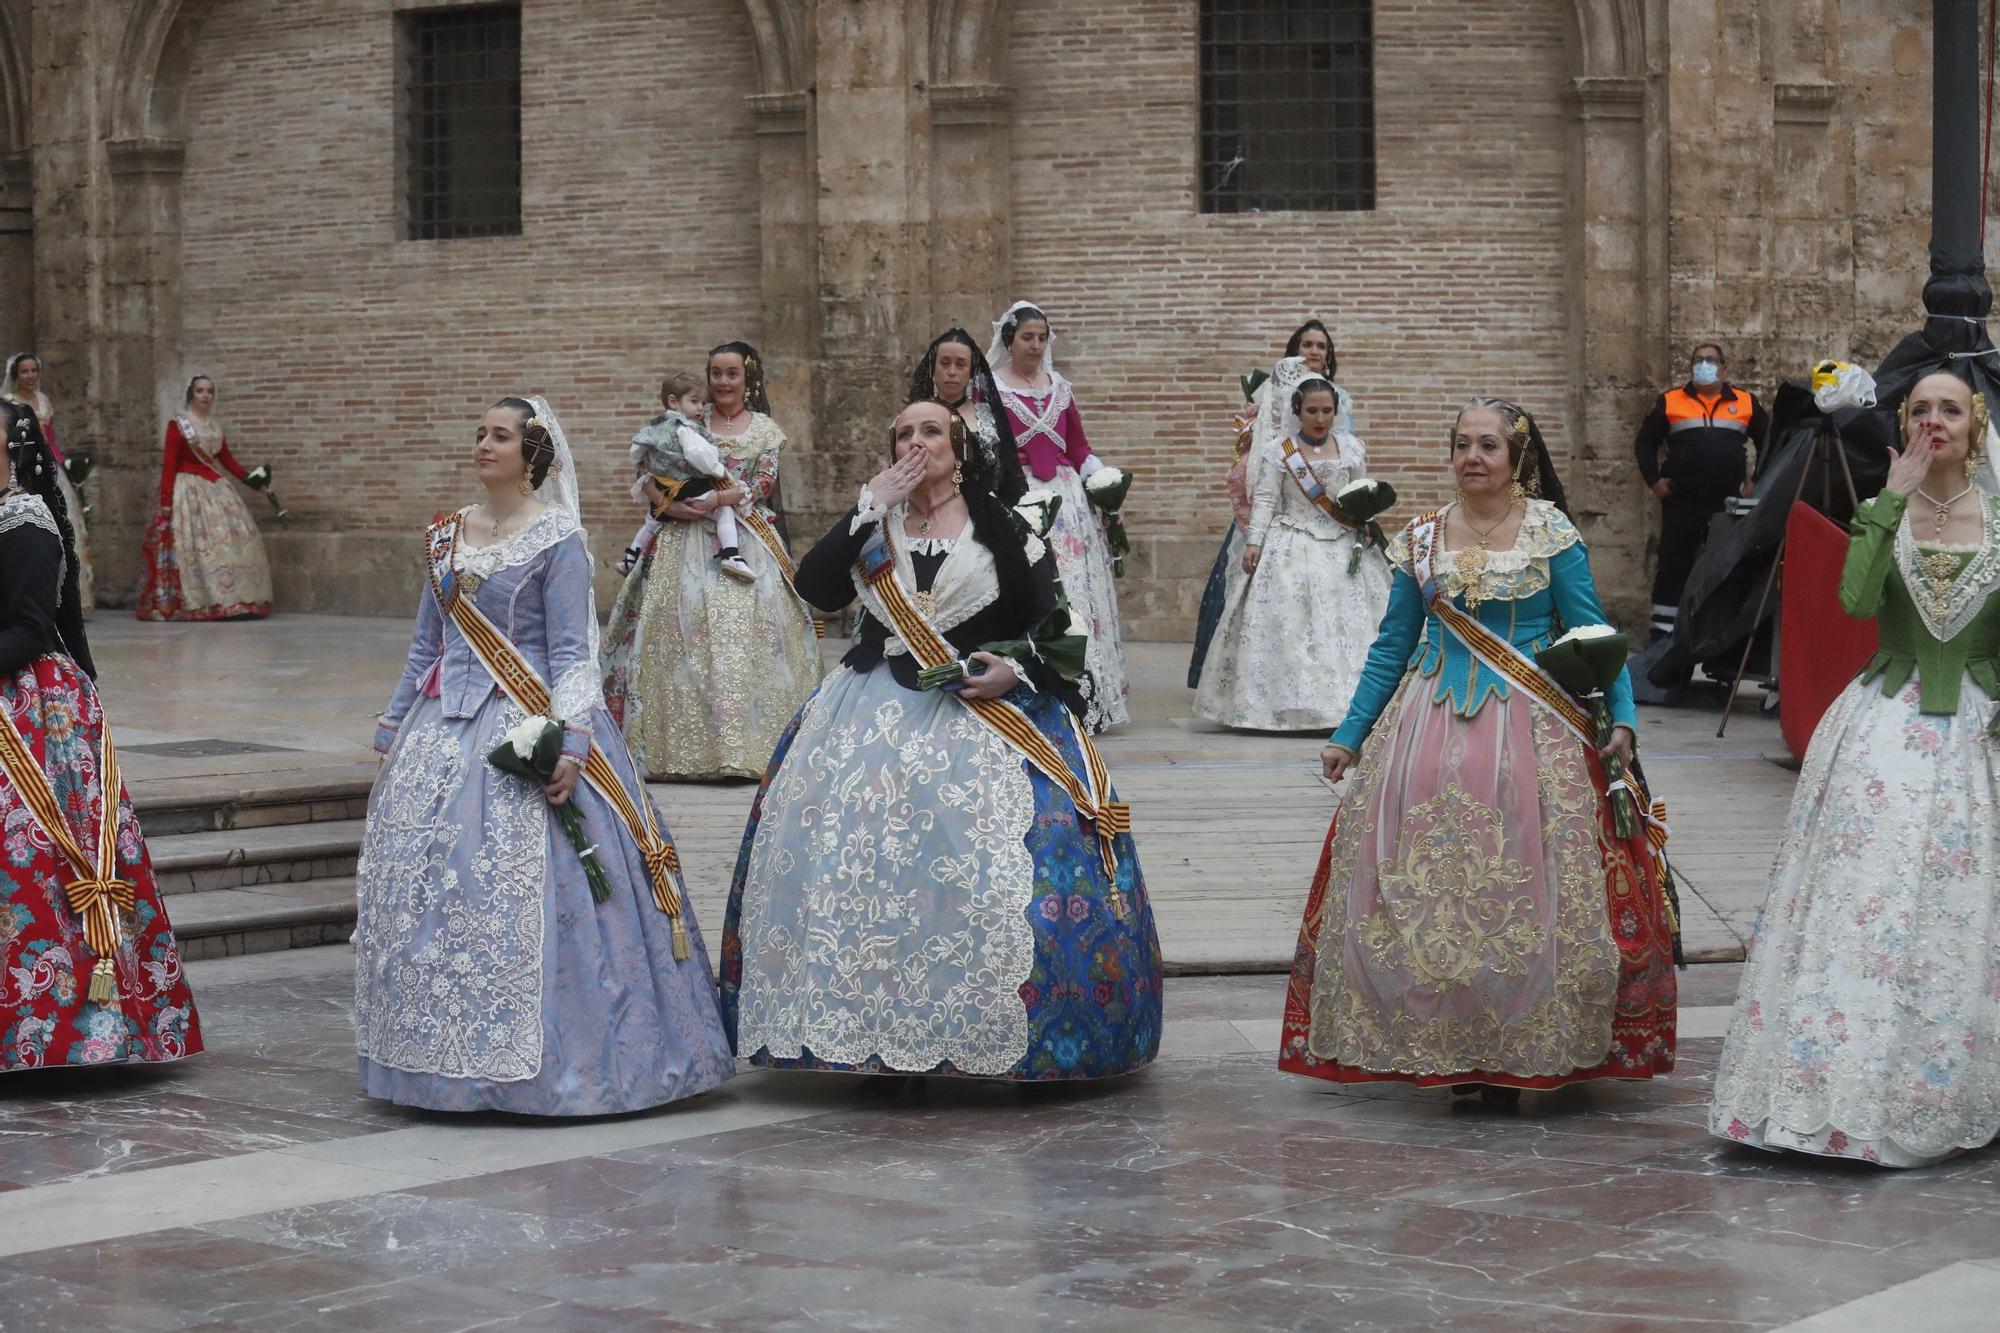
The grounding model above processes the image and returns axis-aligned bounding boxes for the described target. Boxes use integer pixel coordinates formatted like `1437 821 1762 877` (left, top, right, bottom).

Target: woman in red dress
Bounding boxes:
136 375 273 621
0 401 201 1071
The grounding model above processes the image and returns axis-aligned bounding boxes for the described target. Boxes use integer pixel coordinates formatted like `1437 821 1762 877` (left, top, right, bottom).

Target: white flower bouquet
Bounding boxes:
1083 467 1132 577
487 715 612 902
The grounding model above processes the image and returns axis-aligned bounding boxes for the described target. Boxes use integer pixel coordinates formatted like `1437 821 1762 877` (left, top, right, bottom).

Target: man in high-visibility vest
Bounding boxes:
1632 342 1768 639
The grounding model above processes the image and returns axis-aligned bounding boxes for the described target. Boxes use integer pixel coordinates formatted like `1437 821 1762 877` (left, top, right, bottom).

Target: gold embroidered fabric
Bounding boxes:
1893 498 2000 642
1306 687 1619 1077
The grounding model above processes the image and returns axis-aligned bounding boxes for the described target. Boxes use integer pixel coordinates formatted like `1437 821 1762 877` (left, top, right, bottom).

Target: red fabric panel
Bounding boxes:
1780 501 1878 759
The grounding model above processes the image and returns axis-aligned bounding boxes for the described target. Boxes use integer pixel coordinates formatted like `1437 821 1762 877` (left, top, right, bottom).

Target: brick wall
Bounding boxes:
1004 0 1576 638
176 0 766 611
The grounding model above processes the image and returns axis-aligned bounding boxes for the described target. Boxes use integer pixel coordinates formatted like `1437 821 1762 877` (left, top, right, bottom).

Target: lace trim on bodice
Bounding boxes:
855 527 1001 655
1895 495 2000 642
451 507 582 579
707 411 785 463
996 374 1074 451
1387 499 1579 602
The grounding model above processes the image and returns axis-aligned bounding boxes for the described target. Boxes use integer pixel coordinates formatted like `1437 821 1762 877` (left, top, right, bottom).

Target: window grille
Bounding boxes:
1199 0 1375 214
402 5 522 240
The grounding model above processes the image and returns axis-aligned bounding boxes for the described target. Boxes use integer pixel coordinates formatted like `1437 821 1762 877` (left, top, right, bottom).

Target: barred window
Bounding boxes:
400 5 522 241
1199 0 1375 214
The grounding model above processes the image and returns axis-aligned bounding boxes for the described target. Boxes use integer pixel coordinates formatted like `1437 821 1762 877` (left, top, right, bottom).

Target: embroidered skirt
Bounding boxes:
721 665 1163 1080
0 654 201 1071
1279 678 1677 1089
1710 673 2000 1167
601 510 821 781
1045 465 1129 733
135 474 272 621
354 690 735 1114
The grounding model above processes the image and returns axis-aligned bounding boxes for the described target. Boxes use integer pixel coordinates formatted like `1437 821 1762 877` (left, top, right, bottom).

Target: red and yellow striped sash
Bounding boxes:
857 533 1129 879
0 699 133 1007
736 508 826 639
428 518 691 960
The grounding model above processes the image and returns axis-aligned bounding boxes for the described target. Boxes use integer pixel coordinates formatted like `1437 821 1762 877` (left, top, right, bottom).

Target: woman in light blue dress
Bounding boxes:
355 395 734 1115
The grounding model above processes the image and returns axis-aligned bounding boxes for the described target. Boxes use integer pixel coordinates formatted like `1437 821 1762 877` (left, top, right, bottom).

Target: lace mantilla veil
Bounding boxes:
522 393 602 668
986 300 1056 382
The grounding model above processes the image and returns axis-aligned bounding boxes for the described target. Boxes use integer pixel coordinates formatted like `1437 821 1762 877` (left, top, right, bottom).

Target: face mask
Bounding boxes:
1691 361 1721 387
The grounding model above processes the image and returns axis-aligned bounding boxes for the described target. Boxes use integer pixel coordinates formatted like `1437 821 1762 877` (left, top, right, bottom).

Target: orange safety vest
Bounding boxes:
1663 385 1752 437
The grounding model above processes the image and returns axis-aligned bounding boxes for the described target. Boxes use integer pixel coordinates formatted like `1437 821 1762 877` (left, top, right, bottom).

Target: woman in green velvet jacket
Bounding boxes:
1711 368 2000 1168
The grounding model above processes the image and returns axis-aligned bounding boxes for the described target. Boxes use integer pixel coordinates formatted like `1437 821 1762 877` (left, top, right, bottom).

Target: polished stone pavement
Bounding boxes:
7 616 1979 1329
2 948 1997 1331
90 616 1789 968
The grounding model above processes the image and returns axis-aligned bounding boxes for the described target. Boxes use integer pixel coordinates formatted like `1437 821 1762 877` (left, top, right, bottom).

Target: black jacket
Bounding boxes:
794 506 1074 703
1633 382 1770 500
0 506 76 676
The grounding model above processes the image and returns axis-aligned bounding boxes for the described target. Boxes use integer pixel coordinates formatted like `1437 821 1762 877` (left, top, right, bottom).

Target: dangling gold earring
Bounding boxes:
952 461 964 490
1509 479 1527 504
518 476 535 496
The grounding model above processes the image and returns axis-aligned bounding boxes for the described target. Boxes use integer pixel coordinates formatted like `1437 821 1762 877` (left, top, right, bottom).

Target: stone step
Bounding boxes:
163 877 357 963
129 763 379 837
147 819 366 895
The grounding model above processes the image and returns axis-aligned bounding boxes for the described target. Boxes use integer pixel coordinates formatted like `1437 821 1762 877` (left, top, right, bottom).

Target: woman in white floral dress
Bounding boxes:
1711 369 2000 1167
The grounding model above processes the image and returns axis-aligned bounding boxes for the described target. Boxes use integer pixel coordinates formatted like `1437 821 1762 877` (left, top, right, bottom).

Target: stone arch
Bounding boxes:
0 1 28 156
1571 0 1647 82
109 0 223 144
742 0 809 98
930 0 1007 88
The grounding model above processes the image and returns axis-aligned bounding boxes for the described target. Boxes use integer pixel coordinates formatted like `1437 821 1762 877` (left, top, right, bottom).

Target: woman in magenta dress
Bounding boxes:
136 375 273 622
0 401 201 1071
986 301 1130 732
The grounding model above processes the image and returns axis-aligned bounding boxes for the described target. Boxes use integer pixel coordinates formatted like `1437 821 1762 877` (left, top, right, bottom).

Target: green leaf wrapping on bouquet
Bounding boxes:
1105 513 1131 579
244 464 273 491
1333 478 1397 526
62 455 94 488
1590 696 1640 841
1240 369 1270 403
485 717 565 781
916 660 970 691
486 718 612 904
1084 469 1132 513
979 597 1091 686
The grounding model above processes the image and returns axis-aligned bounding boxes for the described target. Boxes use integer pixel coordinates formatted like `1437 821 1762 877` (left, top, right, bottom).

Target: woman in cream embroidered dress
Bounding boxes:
601 341 821 780
135 375 273 621
1189 320 1341 688
1194 360 1389 731
3 354 90 614
356 396 732 1115
988 301 1130 732
721 399 1163 1081
1279 400 1677 1098
1712 369 2000 1167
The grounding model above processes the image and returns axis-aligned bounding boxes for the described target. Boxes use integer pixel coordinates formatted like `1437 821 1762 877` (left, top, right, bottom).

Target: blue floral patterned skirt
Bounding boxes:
1187 521 1243 688
720 665 1162 1080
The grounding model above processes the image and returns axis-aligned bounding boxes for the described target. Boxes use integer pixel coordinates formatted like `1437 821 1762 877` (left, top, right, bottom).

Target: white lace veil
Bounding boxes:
3 353 51 420
515 394 604 691
986 300 1056 381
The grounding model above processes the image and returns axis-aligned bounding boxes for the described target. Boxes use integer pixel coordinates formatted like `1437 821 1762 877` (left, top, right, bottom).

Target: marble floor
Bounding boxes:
88 617 1791 967
1 948 1996 1331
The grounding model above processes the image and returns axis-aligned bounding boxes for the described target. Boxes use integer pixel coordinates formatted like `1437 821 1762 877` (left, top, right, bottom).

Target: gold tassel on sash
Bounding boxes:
0 707 132 1013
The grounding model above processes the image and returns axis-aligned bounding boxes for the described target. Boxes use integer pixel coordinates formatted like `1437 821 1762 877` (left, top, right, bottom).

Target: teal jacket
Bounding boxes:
1330 501 1636 754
